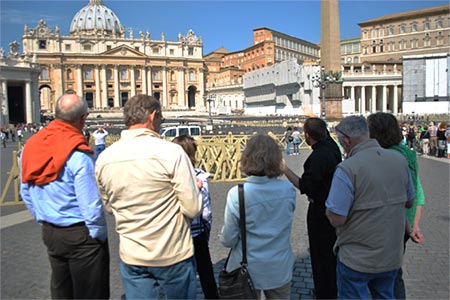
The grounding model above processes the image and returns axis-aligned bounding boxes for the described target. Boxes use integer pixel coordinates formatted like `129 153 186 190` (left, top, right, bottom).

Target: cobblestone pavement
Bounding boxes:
1 141 449 299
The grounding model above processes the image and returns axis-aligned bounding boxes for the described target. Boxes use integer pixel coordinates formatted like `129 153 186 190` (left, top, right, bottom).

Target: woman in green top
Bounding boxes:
367 112 425 300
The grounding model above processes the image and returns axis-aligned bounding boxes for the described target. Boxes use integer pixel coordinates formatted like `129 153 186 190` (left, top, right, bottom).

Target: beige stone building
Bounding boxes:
342 4 449 114
22 0 206 112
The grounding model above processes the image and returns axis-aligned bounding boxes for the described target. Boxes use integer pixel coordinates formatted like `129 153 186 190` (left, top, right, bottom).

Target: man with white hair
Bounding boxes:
325 116 415 299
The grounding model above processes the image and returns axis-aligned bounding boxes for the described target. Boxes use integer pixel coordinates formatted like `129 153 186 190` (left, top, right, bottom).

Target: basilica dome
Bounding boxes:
70 0 123 35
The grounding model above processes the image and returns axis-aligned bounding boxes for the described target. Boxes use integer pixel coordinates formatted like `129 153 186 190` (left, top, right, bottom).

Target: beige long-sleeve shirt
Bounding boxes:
95 128 202 267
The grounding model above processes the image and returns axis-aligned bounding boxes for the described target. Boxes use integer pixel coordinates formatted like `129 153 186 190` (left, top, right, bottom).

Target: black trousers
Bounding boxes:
307 203 337 300
42 222 110 299
193 231 219 299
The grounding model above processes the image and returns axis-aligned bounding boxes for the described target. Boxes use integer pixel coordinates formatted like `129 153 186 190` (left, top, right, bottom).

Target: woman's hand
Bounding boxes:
409 226 424 244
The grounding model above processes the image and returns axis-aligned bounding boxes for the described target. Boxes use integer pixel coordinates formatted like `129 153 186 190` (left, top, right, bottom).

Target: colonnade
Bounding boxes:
1 79 38 124
70 64 203 109
343 81 402 114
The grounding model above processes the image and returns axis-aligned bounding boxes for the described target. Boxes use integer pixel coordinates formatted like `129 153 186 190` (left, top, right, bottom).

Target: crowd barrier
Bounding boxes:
1 133 316 206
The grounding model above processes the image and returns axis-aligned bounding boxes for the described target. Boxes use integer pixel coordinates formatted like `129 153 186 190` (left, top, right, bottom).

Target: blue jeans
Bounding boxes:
120 257 197 299
285 142 291 155
95 144 106 159
337 258 398 299
293 143 300 154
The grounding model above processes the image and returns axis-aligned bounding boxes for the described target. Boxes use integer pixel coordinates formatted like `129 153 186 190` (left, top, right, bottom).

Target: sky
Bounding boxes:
0 0 448 55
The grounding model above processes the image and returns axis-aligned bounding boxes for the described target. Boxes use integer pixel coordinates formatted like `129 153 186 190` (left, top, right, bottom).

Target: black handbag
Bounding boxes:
218 184 258 299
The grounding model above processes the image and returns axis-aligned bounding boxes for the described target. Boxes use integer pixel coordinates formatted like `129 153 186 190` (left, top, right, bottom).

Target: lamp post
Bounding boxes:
203 92 215 129
311 66 336 121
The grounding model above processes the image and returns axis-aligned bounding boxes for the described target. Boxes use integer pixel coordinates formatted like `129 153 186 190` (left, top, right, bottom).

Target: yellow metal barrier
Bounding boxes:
2 132 337 205
1 150 23 206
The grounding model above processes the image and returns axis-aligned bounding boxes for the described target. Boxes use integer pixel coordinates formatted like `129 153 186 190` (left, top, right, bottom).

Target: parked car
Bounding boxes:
159 125 202 139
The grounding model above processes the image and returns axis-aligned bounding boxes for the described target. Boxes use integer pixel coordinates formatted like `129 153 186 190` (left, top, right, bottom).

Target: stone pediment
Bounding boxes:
101 45 146 57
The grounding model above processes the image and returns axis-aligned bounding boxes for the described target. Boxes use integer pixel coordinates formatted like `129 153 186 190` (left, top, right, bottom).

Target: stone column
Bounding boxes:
142 66 147 94
25 81 33 124
177 67 186 107
361 86 366 114
162 67 168 107
393 85 399 114
382 85 387 112
101 65 108 108
350 85 355 106
1 80 9 126
371 85 376 113
95 66 101 108
114 65 120 107
198 68 205 110
130 65 136 97
147 67 153 95
77 65 83 97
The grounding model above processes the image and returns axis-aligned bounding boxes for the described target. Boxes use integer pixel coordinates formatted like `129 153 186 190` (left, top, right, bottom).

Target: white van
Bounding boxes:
159 125 202 139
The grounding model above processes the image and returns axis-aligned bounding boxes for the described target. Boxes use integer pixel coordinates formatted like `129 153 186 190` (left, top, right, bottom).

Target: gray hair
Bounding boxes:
55 94 87 123
336 116 368 138
124 94 161 127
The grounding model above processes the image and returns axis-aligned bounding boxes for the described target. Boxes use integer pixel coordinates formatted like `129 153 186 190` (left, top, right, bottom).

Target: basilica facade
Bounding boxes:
22 0 206 113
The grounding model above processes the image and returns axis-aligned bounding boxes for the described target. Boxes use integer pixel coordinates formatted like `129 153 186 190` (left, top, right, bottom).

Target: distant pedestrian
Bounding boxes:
82 128 91 143
326 116 414 300
291 126 301 155
93 127 108 159
1 128 6 148
419 125 430 156
17 128 23 142
437 122 447 158
284 126 293 155
20 94 110 299
10 128 15 142
406 122 416 150
429 122 438 156
446 126 450 159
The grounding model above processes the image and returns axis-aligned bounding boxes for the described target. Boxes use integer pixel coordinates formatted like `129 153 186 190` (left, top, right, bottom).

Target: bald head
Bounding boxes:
55 94 88 124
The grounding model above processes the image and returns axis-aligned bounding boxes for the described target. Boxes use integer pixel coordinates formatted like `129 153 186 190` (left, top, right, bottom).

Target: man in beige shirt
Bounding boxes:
95 94 202 299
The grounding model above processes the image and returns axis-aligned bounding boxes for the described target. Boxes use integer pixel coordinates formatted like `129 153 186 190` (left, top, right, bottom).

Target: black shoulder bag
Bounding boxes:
218 184 258 299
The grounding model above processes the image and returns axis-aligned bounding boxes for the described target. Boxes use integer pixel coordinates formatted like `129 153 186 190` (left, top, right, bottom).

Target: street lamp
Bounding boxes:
203 92 216 128
311 66 337 121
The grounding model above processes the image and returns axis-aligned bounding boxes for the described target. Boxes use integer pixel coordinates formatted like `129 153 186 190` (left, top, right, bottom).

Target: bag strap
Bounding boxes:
222 183 248 270
238 183 248 266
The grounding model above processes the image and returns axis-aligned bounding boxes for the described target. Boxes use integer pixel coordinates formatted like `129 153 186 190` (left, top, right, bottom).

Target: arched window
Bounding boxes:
171 71 175 81
107 69 112 80
135 69 140 80
189 70 195 81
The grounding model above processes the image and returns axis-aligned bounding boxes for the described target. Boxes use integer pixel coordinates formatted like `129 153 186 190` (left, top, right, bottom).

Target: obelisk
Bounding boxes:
321 0 343 119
